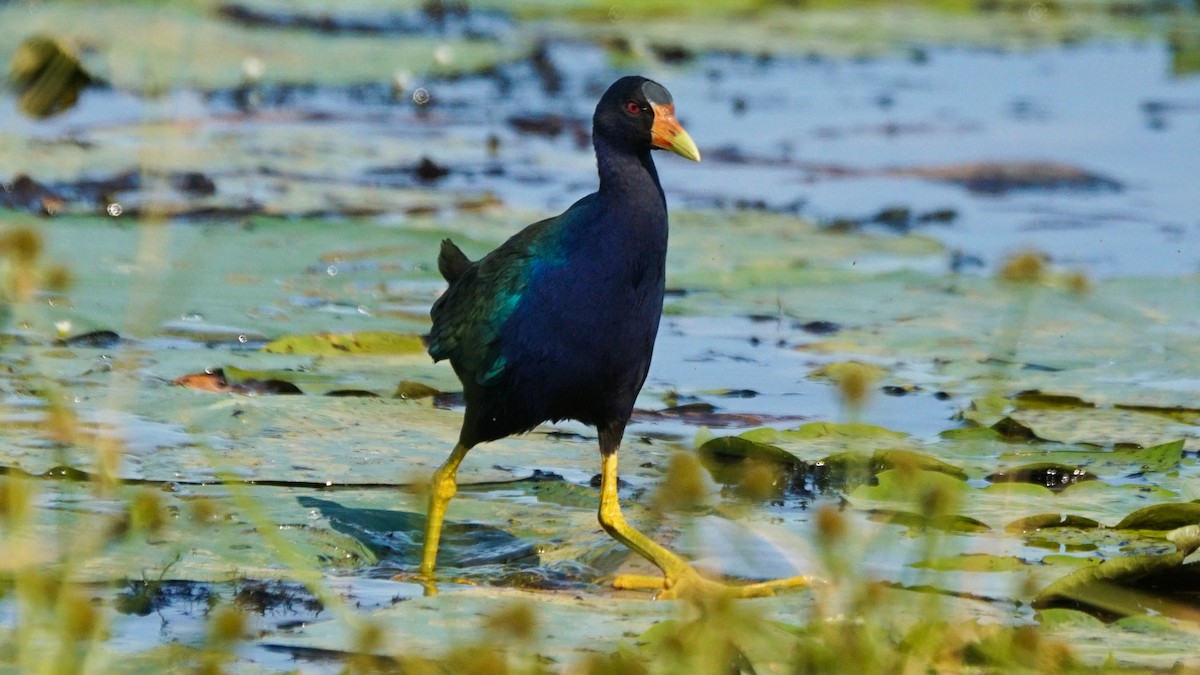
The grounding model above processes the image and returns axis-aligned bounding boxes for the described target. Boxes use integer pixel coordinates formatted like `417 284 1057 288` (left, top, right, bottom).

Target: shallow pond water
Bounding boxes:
7 40 1198 278
3 7 1200 670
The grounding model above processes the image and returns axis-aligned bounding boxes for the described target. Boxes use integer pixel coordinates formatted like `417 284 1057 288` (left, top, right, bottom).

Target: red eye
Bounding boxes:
625 101 642 115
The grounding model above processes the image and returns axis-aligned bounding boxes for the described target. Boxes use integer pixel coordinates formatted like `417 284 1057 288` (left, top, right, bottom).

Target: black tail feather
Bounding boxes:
438 239 472 283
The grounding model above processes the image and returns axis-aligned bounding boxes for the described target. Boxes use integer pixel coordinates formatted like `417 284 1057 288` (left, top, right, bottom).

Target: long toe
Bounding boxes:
613 569 817 600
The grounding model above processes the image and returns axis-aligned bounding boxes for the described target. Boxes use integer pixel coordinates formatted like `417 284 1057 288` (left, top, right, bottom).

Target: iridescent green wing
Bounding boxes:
427 215 561 385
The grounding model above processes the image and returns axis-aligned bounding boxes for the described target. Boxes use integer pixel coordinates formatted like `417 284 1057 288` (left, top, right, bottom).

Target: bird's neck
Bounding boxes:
594 137 666 210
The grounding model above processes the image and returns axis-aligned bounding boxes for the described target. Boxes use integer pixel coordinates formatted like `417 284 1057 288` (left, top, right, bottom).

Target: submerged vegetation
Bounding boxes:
1 0 1199 672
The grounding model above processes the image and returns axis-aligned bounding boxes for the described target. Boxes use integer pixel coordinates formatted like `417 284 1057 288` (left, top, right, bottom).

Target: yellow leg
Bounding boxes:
420 442 471 582
599 450 815 600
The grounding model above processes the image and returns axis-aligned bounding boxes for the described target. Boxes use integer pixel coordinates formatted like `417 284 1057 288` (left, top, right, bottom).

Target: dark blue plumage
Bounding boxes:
428 76 680 449
417 77 793 599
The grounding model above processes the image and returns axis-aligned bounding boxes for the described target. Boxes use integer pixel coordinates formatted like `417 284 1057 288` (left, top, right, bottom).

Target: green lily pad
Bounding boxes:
1012 390 1095 409
911 553 1027 572
1005 514 1102 533
980 482 1056 498
1032 526 1200 619
1113 503 1200 531
848 468 968 504
695 436 804 487
996 439 1185 480
872 449 968 480
1112 614 1190 634
393 380 445 400
864 509 991 533
785 422 910 440
9 34 96 119
263 331 426 355
1006 408 1197 452
1036 608 1106 628
987 463 1097 492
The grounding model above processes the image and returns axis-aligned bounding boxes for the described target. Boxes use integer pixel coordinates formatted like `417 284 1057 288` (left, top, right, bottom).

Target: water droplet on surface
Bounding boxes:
412 88 430 105
106 202 122 217
326 266 338 276
242 56 265 80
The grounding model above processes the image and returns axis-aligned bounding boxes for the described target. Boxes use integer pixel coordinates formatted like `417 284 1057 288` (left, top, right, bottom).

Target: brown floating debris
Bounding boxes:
173 368 303 395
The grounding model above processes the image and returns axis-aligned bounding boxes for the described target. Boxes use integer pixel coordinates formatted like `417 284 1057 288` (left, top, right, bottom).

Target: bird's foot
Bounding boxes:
611 569 815 600
390 571 481 597
389 571 441 597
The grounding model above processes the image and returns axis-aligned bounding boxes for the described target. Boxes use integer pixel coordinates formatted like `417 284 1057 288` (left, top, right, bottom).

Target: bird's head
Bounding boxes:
594 76 701 162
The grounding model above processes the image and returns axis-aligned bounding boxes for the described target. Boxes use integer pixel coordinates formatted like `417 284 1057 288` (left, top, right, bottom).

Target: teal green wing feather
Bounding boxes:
428 216 560 385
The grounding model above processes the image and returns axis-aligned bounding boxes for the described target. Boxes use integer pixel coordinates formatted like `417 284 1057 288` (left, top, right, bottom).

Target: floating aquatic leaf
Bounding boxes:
59 329 121 348
960 396 1012 428
393 380 444 400
864 508 990 533
263 331 425 355
798 421 908 439
996 439 1185 479
1006 514 1102 533
695 436 806 496
849 469 970 510
1036 608 1106 628
938 427 1005 441
1102 439 1184 473
528 481 601 510
987 463 1097 492
1111 614 1191 635
1057 480 1179 506
1007 408 1196 451
9 35 95 118
911 553 1028 572
1114 404 1200 426
1012 390 1096 410
872 449 968 480
1033 525 1200 619
1041 554 1102 569
979 480 1056 497
1114 503 1200 532
695 436 804 486
990 416 1041 441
